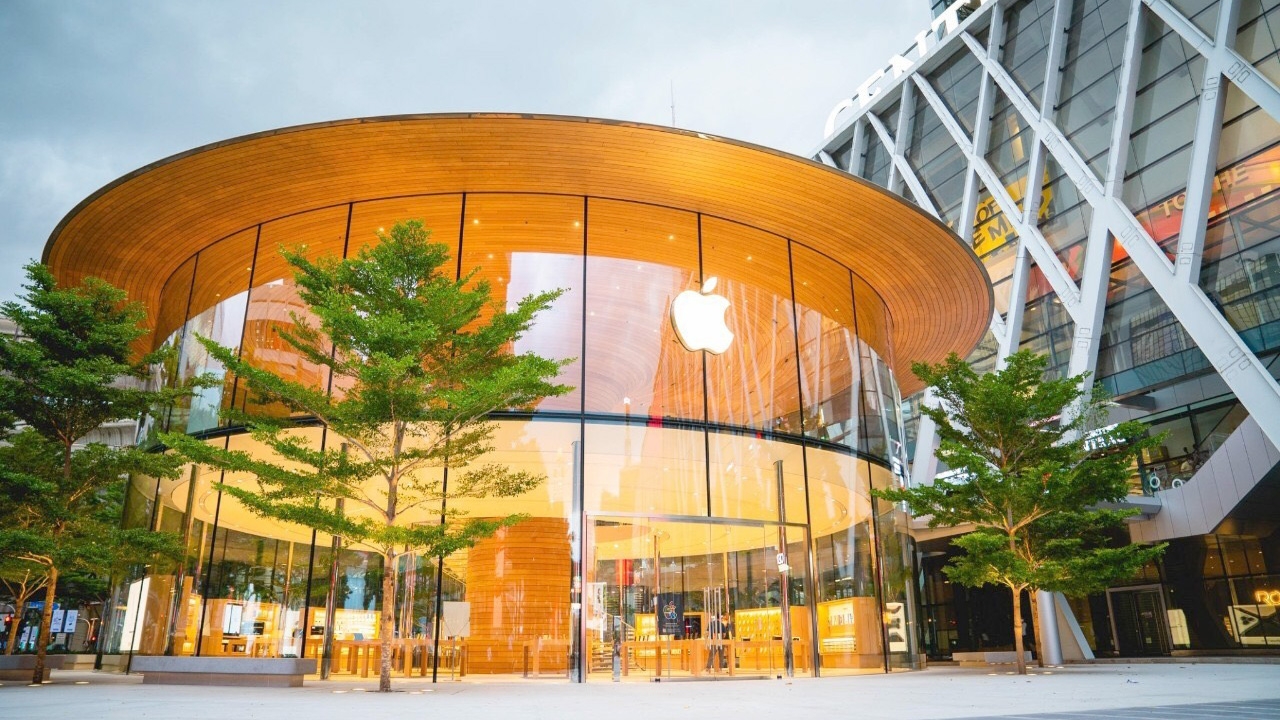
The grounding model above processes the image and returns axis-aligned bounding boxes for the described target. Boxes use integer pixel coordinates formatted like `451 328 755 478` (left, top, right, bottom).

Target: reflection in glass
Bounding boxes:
116 191 922 680
238 207 349 416
701 217 800 431
584 199 702 420
807 451 881 673
584 422 707 517
460 194 584 413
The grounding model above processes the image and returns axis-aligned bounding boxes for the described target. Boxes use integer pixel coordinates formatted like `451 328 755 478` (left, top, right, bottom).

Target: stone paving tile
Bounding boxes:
951 699 1280 720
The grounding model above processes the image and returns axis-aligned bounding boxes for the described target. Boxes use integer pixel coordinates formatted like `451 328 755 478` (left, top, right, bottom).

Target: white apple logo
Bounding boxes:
671 276 733 354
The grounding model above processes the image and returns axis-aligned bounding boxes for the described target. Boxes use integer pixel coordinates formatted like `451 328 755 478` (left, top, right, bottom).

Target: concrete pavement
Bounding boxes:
1 663 1278 720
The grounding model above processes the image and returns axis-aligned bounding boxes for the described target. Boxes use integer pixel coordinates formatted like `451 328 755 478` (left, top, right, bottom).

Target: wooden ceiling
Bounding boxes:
43 114 991 395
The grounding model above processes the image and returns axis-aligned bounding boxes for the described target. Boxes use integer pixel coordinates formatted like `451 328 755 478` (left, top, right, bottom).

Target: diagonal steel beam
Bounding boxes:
1069 0 1148 381
960 17 1280 452
1174 0 1241 282
911 74 1084 322
866 111 939 215
1145 0 1280 122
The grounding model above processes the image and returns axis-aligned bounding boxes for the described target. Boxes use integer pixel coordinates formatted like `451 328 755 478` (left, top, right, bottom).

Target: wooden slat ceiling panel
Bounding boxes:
44 115 991 396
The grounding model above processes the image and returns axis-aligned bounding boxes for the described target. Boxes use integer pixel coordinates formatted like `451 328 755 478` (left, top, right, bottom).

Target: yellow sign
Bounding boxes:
1254 589 1280 606
972 174 1052 258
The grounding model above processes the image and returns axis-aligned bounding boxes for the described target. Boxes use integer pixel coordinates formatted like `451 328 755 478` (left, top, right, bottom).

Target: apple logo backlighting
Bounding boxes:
671 276 733 354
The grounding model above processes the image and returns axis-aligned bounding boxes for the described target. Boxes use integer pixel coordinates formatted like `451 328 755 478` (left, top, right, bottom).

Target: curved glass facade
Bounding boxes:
104 192 921 680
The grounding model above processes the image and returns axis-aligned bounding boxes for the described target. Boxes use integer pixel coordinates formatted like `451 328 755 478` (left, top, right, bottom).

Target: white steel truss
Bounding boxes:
830 0 1280 475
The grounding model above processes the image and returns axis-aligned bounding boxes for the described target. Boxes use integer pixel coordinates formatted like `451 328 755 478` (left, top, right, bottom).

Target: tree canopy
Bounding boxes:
0 263 186 682
875 350 1165 674
161 220 572 691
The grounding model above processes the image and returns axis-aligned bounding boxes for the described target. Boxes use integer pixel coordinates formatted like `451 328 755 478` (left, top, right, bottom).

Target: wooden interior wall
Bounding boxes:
464 517 572 674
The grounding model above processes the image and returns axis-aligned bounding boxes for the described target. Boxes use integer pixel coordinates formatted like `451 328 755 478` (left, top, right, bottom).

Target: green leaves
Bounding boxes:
880 349 1165 599
161 219 573 560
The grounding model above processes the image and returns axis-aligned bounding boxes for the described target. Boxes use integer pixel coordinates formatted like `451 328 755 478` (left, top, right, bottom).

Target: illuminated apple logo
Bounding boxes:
671 277 733 354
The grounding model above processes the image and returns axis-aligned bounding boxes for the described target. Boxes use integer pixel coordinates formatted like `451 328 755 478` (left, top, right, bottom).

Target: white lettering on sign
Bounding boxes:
823 0 998 139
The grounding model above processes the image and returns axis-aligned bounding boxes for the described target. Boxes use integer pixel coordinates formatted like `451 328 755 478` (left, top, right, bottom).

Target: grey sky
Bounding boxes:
0 1 928 305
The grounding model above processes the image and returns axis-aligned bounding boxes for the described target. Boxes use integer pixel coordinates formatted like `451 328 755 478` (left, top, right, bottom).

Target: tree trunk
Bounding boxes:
5 580 41 656
31 566 57 685
378 551 396 692
1011 585 1027 675
1028 590 1046 667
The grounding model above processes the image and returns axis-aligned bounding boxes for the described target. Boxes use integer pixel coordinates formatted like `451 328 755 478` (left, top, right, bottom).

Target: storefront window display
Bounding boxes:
56 117 986 683
97 194 932 680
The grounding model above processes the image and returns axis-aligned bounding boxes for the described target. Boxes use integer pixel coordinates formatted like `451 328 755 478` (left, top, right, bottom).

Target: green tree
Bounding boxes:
875 350 1165 674
162 220 571 692
0 263 187 683
0 561 47 655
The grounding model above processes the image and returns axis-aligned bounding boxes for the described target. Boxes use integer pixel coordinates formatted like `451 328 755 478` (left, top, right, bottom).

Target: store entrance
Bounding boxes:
1108 585 1171 656
584 516 811 681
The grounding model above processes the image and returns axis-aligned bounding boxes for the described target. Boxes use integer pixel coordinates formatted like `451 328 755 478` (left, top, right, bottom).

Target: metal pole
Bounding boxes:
654 533 662 678
775 460 794 678
571 439 585 682
1036 590 1063 665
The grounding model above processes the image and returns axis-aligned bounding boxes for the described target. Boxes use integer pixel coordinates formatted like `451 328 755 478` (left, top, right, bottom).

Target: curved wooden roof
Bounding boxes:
43 113 990 395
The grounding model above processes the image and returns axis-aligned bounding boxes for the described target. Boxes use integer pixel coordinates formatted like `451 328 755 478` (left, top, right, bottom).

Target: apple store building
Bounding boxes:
44 114 991 681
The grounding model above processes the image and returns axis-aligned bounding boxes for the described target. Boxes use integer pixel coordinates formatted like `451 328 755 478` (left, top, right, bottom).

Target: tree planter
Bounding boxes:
129 657 316 687
0 654 64 681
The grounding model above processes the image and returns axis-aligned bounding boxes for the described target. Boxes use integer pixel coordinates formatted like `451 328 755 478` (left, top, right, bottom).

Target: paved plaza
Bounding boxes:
1 663 1278 720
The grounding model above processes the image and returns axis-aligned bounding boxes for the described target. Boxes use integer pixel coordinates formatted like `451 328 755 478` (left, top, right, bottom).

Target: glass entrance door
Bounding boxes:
1108 585 1172 657
584 516 812 681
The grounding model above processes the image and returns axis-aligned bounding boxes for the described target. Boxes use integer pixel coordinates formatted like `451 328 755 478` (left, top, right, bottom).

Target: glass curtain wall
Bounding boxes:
106 192 917 680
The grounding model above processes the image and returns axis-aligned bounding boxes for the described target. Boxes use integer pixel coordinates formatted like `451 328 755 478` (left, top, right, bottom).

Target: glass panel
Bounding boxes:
1000 0 1057 109
436 419 577 677
1123 9 1206 241
853 275 891 365
347 195 464 263
906 100 969 230
793 245 860 447
238 206 349 417
807 450 882 674
967 329 1001 375
1098 262 1212 395
879 100 902 142
868 460 921 670
1021 284 1075 380
928 49 984 136
584 422 707 517
1056 0 1131 178
1169 0 1221 37
197 429 324 658
1039 155 1094 281
707 432 804 523
586 517 812 681
171 229 256 435
701 217 800 431
862 134 893 189
1198 86 1280 354
458 194 584 413
985 87 1034 214
1238 0 1280 86
154 255 196 350
584 198 702 420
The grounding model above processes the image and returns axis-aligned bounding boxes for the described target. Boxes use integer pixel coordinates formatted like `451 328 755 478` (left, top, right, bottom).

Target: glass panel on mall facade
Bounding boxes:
106 192 920 680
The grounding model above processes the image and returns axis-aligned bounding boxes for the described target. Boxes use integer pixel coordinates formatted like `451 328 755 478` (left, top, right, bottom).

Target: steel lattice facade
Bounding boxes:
816 0 1280 658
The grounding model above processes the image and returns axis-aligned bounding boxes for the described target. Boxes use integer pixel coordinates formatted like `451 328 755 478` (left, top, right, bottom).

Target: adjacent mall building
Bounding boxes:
817 0 1280 659
43 115 991 679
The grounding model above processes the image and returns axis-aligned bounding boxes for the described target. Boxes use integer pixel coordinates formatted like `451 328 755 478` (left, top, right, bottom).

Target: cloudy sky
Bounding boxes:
0 1 928 304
